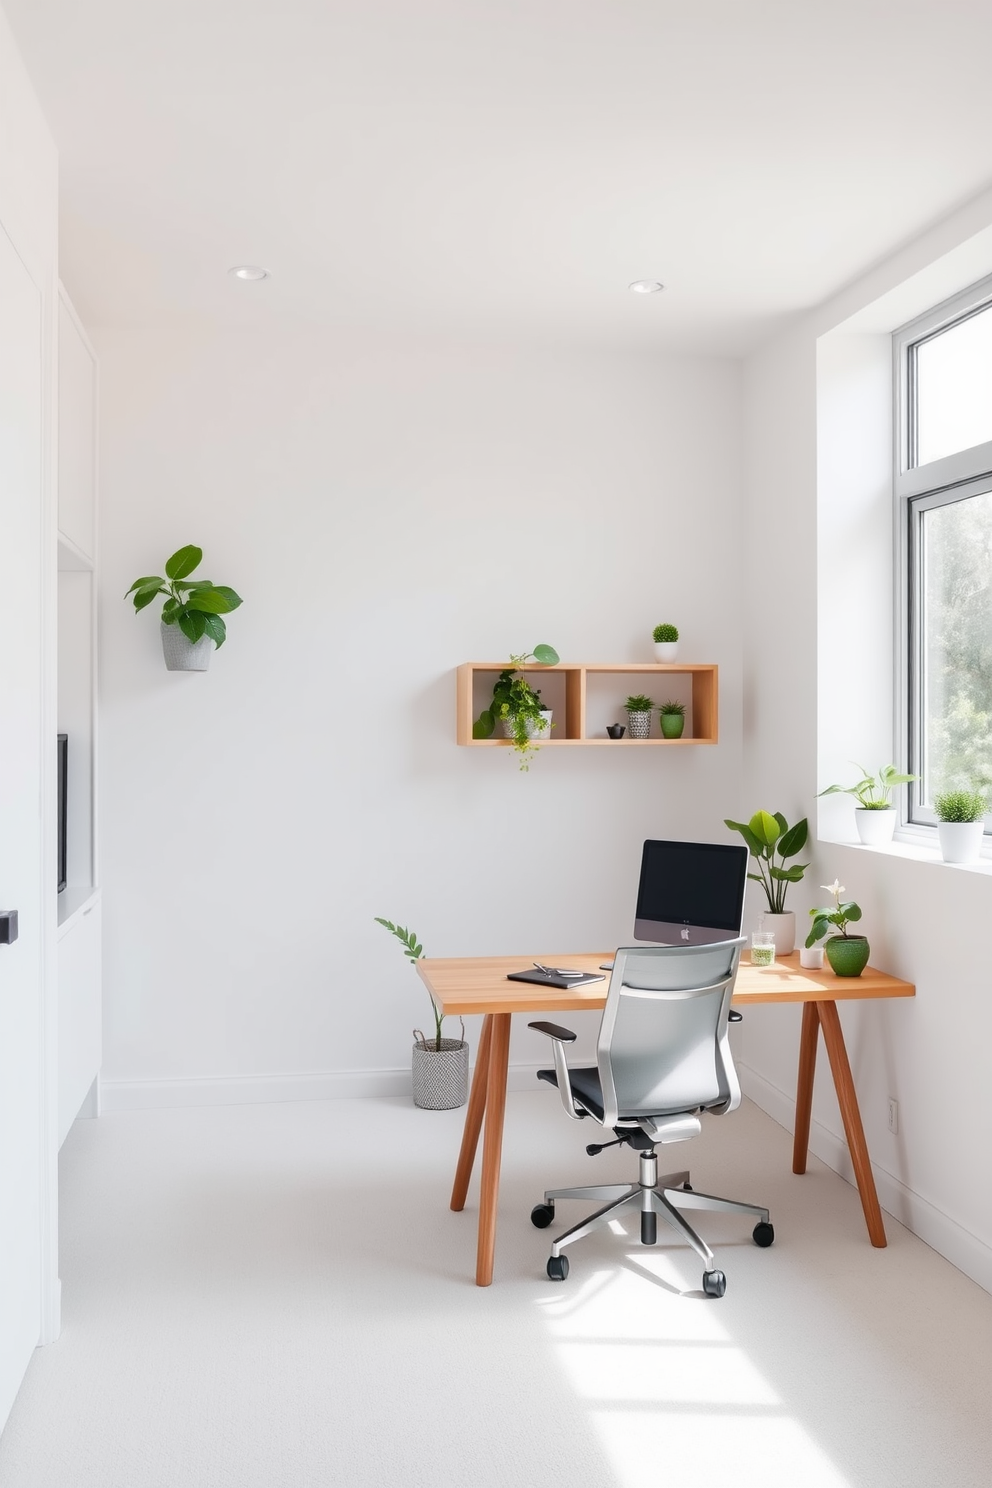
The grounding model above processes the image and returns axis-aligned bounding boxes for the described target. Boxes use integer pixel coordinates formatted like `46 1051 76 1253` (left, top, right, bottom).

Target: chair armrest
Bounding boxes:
528 1021 584 1120
528 1021 577 1042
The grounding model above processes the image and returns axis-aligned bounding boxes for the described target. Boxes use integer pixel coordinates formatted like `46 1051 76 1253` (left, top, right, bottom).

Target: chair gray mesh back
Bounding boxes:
596 940 745 1128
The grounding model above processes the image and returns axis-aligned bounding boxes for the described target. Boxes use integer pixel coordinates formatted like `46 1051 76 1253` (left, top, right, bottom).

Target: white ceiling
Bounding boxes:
8 0 992 353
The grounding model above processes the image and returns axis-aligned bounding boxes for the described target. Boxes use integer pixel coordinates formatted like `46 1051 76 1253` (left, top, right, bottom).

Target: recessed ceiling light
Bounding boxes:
228 265 268 281
629 280 665 294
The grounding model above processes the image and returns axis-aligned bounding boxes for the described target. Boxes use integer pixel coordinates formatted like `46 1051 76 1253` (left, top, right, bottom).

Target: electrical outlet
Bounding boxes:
888 1097 899 1134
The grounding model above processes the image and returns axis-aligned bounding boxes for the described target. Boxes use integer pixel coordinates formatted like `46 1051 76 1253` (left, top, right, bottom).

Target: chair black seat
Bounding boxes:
537 1066 604 1120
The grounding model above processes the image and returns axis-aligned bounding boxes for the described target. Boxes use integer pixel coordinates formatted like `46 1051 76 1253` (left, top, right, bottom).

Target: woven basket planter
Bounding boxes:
412 1036 469 1109
626 709 651 739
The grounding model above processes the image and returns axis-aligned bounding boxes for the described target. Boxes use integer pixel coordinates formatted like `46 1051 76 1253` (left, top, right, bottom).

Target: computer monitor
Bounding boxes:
633 838 749 946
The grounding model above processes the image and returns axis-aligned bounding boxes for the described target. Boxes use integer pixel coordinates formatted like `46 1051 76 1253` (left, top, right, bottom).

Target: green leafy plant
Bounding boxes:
933 787 987 823
818 763 917 810
473 644 560 770
652 623 679 643
806 879 863 946
659 699 685 716
374 917 446 1050
625 694 654 712
724 810 809 914
126 545 243 647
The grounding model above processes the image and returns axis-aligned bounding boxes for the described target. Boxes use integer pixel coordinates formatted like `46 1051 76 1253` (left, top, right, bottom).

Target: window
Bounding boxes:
896 275 992 826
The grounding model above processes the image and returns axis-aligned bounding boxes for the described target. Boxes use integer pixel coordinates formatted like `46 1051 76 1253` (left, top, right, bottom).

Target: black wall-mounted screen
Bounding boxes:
57 734 67 893
634 839 748 946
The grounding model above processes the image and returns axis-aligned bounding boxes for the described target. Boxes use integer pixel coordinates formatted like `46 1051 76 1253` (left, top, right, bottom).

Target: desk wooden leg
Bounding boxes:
476 1013 511 1287
816 1000 887 1248
793 1002 819 1175
450 1014 493 1213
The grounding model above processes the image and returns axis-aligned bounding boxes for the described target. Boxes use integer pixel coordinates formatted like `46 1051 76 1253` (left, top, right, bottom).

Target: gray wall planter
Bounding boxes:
161 621 215 672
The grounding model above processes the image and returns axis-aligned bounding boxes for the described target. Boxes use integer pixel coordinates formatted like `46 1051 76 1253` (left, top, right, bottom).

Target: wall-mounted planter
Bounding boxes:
161 621 214 672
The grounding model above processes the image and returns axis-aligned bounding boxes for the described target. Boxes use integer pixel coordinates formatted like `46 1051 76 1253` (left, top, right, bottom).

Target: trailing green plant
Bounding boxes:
805 879 863 945
126 545 243 647
724 810 809 914
933 787 987 823
473 644 560 770
625 693 654 712
374 917 446 1050
818 763 917 810
652 623 679 643
659 699 686 716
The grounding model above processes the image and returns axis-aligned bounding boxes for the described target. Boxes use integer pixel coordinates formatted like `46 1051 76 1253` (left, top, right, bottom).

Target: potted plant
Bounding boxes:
473 644 559 770
724 810 809 954
652 623 679 662
805 879 869 977
625 693 654 739
933 786 987 863
658 699 686 739
818 763 917 846
374 918 468 1109
126 544 243 671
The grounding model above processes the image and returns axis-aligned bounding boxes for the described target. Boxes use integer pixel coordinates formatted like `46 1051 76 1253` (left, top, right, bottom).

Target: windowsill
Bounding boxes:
817 827 992 873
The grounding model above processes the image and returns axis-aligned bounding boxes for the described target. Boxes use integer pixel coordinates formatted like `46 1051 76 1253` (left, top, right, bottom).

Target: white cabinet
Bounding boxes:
57 286 100 1139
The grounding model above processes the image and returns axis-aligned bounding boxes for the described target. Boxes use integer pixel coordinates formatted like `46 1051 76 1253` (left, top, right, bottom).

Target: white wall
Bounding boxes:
95 327 745 1103
742 190 992 1292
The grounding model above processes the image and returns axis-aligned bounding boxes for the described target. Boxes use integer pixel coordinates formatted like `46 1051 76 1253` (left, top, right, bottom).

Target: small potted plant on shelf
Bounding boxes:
374 918 468 1109
625 693 654 739
126 544 243 672
652 622 679 662
724 810 809 954
818 763 918 846
805 879 869 977
934 786 987 863
658 699 686 739
473 644 559 770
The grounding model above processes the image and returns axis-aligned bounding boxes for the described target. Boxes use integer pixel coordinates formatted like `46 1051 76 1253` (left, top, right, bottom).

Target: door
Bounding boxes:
0 220 46 1424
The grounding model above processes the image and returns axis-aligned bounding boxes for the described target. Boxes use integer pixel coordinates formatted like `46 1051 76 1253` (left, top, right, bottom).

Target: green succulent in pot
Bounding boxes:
652 623 679 643
658 699 686 739
933 787 987 823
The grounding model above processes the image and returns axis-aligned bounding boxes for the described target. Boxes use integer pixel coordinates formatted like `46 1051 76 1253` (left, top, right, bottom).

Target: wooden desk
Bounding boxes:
417 950 915 1286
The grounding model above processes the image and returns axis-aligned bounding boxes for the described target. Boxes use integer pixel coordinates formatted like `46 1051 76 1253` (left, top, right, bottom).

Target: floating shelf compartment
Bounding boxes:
456 663 718 746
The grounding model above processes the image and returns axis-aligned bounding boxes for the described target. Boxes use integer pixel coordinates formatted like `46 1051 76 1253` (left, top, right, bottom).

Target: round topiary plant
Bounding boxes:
652 623 679 643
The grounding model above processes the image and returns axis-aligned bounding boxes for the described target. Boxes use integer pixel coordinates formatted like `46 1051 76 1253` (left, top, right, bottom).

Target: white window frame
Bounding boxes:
894 273 992 828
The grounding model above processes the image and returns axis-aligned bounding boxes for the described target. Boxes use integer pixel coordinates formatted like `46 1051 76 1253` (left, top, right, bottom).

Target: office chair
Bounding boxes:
529 940 773 1297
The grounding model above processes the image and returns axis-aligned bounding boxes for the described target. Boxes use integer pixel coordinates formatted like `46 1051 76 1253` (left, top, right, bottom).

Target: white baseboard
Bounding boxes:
739 1060 992 1296
98 1061 546 1114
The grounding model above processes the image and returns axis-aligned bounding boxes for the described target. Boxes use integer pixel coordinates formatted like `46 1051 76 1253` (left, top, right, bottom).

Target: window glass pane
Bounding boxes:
916 304 992 466
920 492 992 801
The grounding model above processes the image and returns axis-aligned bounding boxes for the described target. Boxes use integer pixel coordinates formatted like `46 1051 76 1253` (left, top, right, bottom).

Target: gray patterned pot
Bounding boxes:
626 708 652 738
161 621 214 672
412 1037 469 1109
500 709 552 740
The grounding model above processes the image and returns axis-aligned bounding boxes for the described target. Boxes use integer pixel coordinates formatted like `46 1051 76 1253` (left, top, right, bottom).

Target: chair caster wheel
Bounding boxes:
753 1221 775 1248
703 1269 727 1298
547 1255 569 1282
531 1203 555 1229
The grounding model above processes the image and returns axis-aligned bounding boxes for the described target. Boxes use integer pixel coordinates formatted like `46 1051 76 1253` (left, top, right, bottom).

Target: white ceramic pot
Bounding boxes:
937 820 985 863
501 709 552 741
855 807 896 845
799 945 825 969
161 621 214 672
654 642 678 662
759 911 796 956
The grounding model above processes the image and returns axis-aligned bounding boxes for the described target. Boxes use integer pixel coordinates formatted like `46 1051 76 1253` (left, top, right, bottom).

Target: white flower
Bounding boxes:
820 879 844 898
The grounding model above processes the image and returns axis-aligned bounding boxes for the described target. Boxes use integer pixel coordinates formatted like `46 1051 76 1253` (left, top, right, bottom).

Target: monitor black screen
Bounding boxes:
57 734 67 894
634 839 748 946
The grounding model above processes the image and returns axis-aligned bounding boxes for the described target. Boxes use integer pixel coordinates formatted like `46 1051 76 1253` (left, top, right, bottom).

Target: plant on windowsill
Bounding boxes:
658 699 686 739
473 644 560 770
624 693 654 739
126 544 243 672
723 810 809 955
805 879 869 977
817 763 918 846
374 918 468 1109
652 622 679 662
934 786 988 864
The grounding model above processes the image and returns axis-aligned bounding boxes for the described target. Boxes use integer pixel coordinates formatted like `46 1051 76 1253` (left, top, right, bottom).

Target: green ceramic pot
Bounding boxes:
660 713 685 739
824 935 870 977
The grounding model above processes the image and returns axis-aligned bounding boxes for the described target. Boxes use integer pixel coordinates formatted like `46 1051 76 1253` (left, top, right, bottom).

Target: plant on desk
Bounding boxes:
805 880 869 977
473 644 560 770
374 917 468 1109
723 810 809 954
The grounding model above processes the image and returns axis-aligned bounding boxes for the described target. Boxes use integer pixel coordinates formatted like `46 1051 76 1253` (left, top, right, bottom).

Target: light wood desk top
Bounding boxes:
417 949 915 1015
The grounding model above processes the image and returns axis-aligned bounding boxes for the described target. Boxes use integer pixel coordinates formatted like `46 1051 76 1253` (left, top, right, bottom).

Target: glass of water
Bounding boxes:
750 931 776 967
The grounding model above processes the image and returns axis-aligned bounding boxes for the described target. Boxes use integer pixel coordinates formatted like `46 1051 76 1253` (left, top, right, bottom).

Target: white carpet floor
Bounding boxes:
0 1091 990 1488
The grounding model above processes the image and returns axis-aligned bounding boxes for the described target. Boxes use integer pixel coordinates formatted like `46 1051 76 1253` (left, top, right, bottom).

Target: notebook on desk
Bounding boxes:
506 969 606 990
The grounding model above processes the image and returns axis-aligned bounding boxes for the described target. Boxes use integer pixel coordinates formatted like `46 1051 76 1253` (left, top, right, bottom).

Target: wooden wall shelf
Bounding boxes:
456 663 718 746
